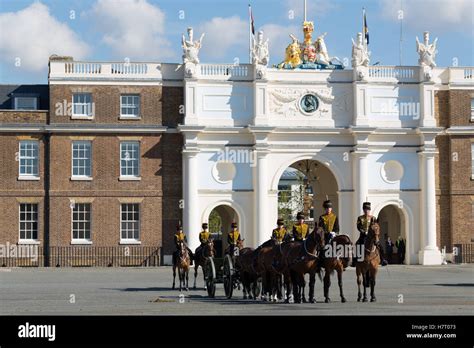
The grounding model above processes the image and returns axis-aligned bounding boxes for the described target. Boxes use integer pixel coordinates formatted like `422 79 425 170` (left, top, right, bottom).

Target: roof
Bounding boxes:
0 84 49 110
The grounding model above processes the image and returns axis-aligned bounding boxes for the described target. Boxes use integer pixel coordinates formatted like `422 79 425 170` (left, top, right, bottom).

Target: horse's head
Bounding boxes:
312 226 325 249
206 238 215 257
236 238 245 250
368 221 381 243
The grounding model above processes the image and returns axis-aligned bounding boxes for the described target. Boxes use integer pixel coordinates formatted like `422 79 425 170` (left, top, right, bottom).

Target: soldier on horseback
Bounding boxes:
292 212 309 241
318 200 340 244
173 223 194 266
227 222 242 255
199 222 211 245
351 202 387 267
272 218 289 243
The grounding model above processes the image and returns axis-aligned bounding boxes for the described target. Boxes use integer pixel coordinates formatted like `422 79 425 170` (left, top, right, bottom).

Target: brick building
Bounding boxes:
0 57 184 266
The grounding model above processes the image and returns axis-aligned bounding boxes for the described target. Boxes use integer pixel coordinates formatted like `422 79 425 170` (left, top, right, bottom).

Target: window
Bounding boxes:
471 98 474 121
120 95 140 118
120 142 140 178
72 141 92 178
72 93 93 117
19 204 38 241
14 97 38 110
121 204 140 242
72 203 91 241
19 141 39 178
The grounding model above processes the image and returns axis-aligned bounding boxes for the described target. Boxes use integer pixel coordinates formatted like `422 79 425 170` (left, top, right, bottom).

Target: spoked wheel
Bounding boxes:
204 257 216 298
223 254 234 299
252 278 262 299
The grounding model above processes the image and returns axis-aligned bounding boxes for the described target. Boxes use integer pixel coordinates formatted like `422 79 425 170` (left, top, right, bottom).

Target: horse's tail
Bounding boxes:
364 270 371 288
316 268 324 282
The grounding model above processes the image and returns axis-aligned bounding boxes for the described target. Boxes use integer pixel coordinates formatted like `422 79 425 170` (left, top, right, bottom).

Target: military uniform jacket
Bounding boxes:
174 232 187 247
227 230 241 245
318 212 340 234
357 215 377 234
292 224 309 241
199 231 211 244
272 227 288 243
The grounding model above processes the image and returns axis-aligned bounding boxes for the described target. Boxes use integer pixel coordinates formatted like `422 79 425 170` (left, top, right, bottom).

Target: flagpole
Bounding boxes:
248 4 252 64
362 7 366 49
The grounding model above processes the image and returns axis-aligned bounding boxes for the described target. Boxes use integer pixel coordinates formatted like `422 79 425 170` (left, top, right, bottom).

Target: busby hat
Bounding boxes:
362 202 371 210
277 218 284 225
202 222 209 229
231 222 238 228
296 212 305 220
323 200 332 209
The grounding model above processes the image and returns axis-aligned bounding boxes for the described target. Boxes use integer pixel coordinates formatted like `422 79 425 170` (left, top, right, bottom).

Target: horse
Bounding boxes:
224 238 245 257
321 234 352 303
193 239 215 289
172 241 191 292
355 222 381 302
280 227 325 303
235 247 261 299
255 238 285 302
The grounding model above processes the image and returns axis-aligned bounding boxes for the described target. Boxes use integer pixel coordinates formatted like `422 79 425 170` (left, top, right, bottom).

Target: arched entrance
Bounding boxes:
378 205 406 264
207 205 239 257
277 159 339 230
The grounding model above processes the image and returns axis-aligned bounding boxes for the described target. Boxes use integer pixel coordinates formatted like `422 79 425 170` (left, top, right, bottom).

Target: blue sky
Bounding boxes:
0 0 473 83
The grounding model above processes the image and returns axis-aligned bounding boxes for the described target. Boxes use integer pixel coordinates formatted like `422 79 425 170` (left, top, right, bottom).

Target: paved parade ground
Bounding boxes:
0 265 472 316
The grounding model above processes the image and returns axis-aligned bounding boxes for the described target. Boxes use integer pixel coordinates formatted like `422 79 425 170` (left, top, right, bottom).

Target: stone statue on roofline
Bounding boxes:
416 31 438 81
182 27 205 78
351 32 370 81
252 30 270 79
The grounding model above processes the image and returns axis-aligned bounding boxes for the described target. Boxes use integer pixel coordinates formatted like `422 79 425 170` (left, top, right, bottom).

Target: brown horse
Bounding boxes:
224 239 245 257
355 222 381 302
321 234 352 303
193 239 215 289
236 247 261 299
172 241 191 291
255 238 284 302
280 227 325 303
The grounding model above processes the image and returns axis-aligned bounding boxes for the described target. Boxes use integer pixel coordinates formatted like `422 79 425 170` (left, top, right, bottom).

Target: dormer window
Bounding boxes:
13 96 38 110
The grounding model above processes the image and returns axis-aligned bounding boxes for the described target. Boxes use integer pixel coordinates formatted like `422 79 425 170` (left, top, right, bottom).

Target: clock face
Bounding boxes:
299 94 319 115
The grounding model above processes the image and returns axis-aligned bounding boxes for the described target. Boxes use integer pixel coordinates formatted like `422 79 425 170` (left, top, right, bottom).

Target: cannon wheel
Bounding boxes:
223 254 234 299
204 257 216 298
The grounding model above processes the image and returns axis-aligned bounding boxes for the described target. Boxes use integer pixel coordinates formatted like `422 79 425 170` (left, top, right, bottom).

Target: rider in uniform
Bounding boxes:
318 200 340 245
227 222 241 254
352 202 387 267
173 223 194 265
292 212 309 241
199 222 211 245
272 218 288 243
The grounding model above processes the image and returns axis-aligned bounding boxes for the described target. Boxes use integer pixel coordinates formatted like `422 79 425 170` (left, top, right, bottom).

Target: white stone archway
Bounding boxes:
373 200 414 265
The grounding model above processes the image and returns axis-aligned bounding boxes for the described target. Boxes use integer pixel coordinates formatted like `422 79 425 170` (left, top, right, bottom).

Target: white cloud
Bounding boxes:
197 16 248 62
260 24 300 66
380 0 473 35
85 0 173 60
0 2 90 72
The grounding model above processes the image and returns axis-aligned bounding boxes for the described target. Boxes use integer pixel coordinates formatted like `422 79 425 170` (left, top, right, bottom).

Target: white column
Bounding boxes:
255 151 269 246
183 150 200 251
352 151 369 241
418 151 442 265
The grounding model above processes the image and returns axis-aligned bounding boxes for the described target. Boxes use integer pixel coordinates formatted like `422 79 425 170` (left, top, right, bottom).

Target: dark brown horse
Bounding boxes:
255 238 284 302
321 234 352 303
193 239 215 289
236 247 261 299
224 239 245 256
356 222 381 302
172 241 191 291
280 227 325 303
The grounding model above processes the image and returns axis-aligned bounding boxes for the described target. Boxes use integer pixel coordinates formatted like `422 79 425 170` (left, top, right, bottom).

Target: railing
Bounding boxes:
368 66 417 82
50 61 162 80
199 64 251 79
0 246 161 267
453 243 474 263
